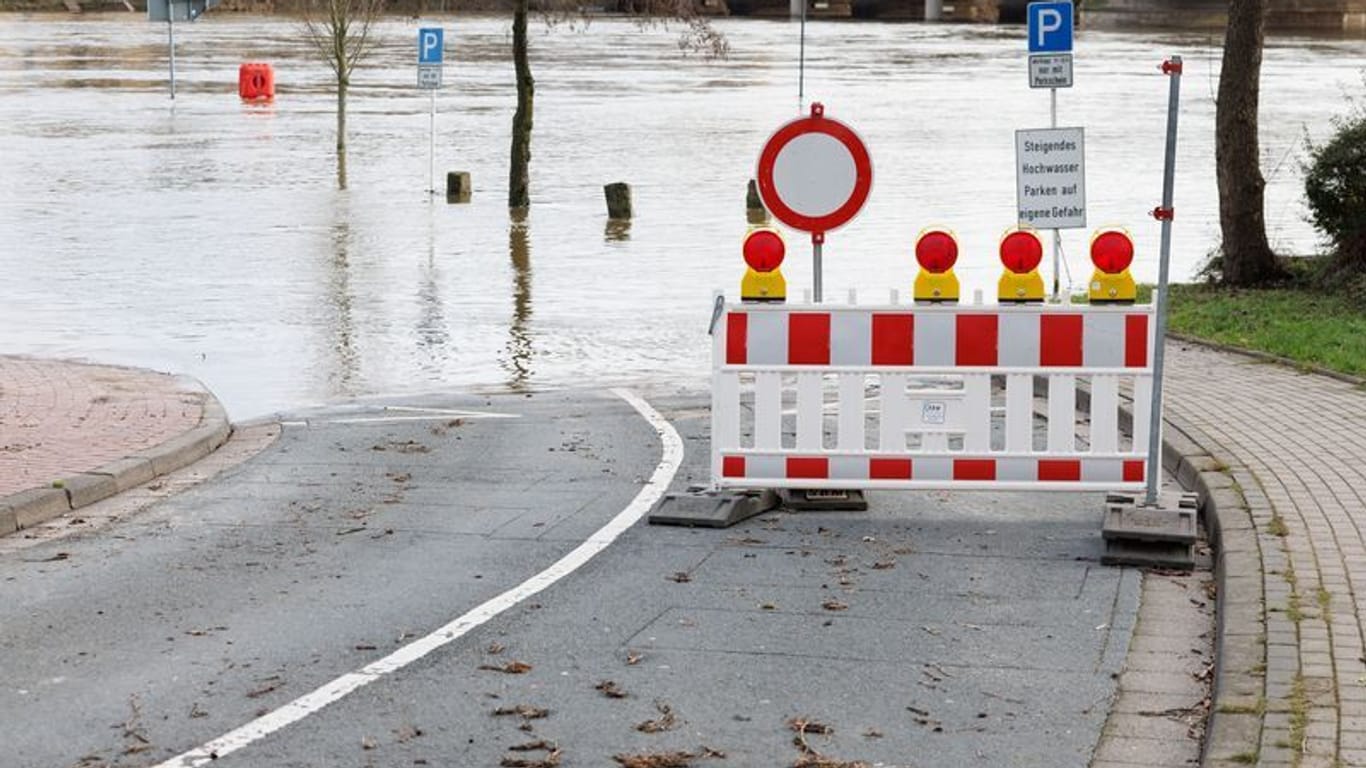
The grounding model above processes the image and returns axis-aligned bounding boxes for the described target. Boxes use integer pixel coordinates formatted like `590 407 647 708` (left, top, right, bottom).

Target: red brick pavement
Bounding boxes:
0 356 208 497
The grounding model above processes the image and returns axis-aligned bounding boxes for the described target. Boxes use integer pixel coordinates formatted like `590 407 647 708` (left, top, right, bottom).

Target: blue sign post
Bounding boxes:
1027 1 1073 53
418 28 444 64
1024 1 1077 299
417 28 446 195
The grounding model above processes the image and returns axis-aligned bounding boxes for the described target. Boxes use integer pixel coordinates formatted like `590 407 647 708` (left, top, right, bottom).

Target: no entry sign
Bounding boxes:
756 104 872 237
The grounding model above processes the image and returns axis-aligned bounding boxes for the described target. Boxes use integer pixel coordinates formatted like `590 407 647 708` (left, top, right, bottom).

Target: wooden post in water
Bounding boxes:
604 182 632 220
446 172 471 203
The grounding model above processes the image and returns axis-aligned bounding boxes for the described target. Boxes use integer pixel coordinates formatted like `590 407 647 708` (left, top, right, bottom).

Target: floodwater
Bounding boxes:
0 15 1362 418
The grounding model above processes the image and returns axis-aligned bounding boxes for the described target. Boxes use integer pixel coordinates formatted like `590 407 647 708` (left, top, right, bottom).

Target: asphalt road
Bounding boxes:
0 387 1139 768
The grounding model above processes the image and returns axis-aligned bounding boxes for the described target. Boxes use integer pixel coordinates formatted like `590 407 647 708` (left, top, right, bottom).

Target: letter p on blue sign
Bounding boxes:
1027 1 1072 53
418 28 444 64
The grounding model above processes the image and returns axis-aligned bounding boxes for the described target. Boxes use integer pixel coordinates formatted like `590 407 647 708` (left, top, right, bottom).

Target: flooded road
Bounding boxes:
0 15 1361 418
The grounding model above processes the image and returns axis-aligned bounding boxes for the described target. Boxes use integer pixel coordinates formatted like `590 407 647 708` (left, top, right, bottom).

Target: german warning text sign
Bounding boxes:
1015 126 1086 230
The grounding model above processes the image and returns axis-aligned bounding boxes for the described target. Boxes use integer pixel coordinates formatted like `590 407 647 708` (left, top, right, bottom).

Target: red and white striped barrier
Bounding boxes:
711 296 1156 493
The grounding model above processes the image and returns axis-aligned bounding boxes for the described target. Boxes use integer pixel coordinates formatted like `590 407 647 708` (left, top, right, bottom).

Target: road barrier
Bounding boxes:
709 295 1155 493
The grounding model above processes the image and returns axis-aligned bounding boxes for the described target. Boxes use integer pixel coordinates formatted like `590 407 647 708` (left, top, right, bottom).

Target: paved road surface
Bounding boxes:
1 388 1138 768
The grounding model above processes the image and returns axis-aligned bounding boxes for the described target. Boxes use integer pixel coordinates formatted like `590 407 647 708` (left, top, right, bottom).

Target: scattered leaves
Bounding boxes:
871 560 896 570
788 717 832 754
360 735 378 750
246 676 284 698
821 600 848 612
487 642 506 655
667 572 693 583
500 748 562 767
791 756 870 768
626 650 643 666
493 705 550 719
596 680 629 699
509 740 555 752
393 724 422 743
789 718 832 738
613 751 697 768
861 728 882 739
480 660 533 674
635 702 679 733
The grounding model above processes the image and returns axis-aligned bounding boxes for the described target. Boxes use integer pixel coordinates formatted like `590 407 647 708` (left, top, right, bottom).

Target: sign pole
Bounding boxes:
1144 55 1182 507
167 3 176 100
1050 86 1060 299
429 89 436 195
812 234 823 303
798 0 806 112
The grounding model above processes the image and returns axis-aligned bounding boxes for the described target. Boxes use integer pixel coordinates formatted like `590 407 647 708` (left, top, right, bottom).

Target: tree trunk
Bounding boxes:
1215 0 1281 285
336 77 349 190
509 0 533 209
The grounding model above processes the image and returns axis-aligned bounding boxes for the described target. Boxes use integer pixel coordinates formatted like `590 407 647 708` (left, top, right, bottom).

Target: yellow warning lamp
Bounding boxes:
740 227 787 303
1088 229 1138 304
912 228 960 303
997 227 1046 303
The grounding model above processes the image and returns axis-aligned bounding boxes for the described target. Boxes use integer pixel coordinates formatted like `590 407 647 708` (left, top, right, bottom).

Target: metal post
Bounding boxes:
429 90 436 195
925 0 942 20
797 0 806 112
1049 86 1059 299
812 237 823 303
1145 55 1182 506
167 5 176 100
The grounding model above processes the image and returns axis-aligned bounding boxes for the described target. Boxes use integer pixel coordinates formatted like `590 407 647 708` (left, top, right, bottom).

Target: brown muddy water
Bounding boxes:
0 15 1361 417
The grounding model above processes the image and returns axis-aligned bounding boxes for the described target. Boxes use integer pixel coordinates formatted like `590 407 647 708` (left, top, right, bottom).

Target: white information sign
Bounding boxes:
418 64 442 90
1015 126 1086 230
1029 53 1073 88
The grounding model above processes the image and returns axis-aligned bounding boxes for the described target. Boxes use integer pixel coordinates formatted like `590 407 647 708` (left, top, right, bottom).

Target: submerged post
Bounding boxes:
1145 55 1182 507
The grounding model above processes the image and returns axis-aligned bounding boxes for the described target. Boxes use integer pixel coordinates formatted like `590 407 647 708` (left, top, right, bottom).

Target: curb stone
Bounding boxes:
0 377 232 535
1061 367 1265 766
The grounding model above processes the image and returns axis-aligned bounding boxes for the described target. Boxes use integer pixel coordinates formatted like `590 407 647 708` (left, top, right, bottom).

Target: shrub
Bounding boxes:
1304 110 1366 282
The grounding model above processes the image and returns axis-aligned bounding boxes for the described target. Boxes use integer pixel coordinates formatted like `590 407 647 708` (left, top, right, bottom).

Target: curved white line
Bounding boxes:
155 388 684 767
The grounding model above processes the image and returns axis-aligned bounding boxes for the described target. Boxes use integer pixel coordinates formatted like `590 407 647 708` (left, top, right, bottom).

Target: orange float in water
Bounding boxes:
238 62 275 102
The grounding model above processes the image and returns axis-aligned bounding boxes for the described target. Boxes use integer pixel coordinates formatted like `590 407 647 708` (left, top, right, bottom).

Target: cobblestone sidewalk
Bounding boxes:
1165 343 1366 767
0 356 208 497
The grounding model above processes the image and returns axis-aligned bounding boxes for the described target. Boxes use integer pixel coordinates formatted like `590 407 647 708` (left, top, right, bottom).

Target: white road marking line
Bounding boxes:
153 388 683 768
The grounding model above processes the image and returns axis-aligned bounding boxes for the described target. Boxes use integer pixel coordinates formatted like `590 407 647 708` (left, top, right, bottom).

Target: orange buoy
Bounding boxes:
238 62 275 102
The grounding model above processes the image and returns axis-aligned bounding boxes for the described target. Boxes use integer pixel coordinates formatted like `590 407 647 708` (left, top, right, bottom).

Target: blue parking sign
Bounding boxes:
1027 2 1073 53
418 28 444 64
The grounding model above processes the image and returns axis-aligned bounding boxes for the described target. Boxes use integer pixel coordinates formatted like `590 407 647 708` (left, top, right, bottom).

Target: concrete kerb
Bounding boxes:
1054 373 1265 765
0 379 232 536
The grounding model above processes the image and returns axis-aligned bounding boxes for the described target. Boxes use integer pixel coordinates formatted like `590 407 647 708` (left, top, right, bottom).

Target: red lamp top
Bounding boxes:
743 228 786 273
914 229 958 274
1091 230 1135 274
1000 229 1044 274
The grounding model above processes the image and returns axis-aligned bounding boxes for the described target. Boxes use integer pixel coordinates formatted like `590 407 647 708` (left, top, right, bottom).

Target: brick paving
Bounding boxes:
1165 343 1366 767
0 356 208 497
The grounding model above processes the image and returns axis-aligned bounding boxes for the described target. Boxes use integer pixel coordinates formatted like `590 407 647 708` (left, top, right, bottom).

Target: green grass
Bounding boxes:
1162 284 1366 379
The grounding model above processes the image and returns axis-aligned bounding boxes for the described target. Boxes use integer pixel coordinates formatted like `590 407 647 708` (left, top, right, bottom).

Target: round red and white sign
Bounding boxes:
756 104 873 236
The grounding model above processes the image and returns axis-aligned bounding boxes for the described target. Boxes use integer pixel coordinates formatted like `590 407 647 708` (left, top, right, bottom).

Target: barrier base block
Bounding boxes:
649 488 780 528
1102 538 1195 570
1100 491 1198 570
782 488 869 511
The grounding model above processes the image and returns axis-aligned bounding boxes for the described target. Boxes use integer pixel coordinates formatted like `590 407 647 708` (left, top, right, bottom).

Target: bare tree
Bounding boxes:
303 0 385 190
1214 0 1283 285
508 0 727 209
